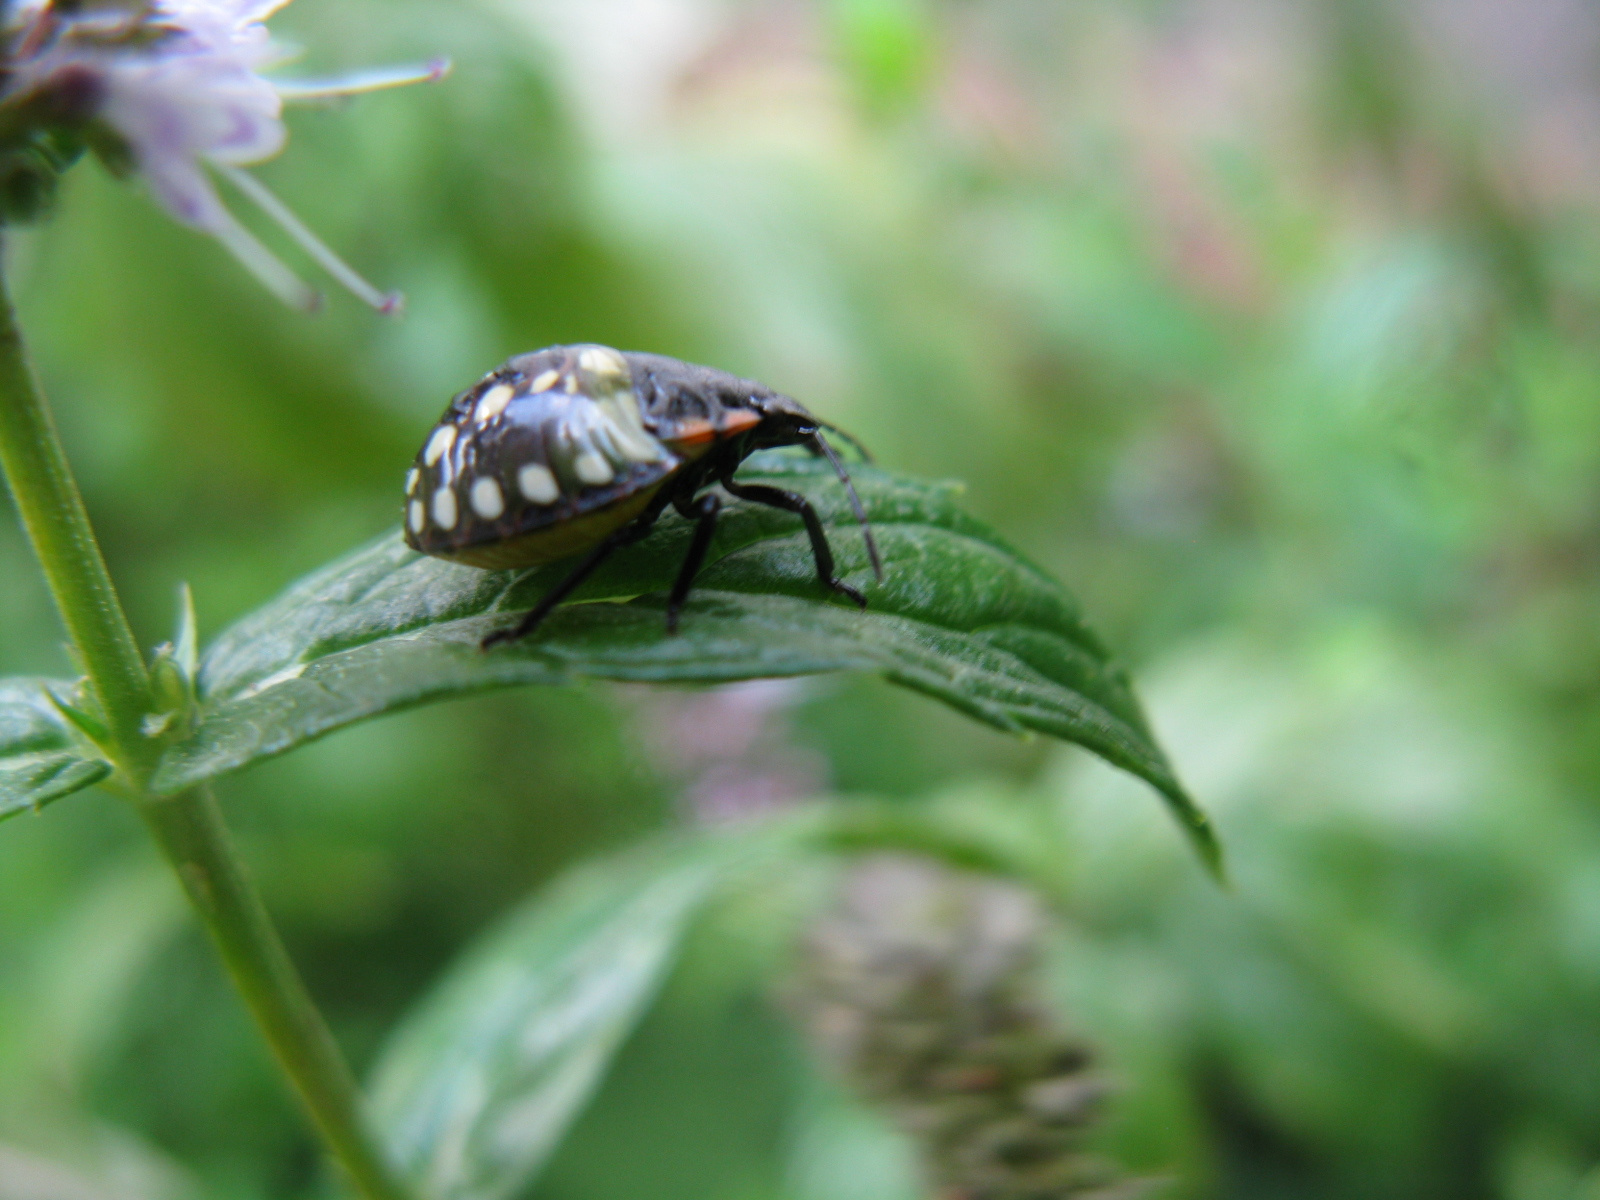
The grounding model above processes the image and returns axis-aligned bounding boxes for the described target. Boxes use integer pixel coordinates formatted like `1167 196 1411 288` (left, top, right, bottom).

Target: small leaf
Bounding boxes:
173 582 199 686
0 678 114 821
47 685 110 749
152 455 1217 870
368 834 753 1200
146 586 203 741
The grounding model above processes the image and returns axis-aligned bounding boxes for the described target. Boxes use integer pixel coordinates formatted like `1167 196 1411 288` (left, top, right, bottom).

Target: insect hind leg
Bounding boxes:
481 506 664 649
717 474 868 610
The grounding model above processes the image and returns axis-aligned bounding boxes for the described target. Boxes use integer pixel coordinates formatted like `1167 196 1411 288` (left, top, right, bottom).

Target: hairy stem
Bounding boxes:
140 788 415 1200
0 243 415 1200
0 246 155 768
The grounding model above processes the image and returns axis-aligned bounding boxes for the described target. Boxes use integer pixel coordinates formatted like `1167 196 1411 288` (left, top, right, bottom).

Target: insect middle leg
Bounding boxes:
665 490 722 633
716 472 868 609
481 505 665 649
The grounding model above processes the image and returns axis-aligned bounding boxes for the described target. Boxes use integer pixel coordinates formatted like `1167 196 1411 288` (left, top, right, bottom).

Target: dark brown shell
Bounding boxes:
402 344 678 560
402 344 827 565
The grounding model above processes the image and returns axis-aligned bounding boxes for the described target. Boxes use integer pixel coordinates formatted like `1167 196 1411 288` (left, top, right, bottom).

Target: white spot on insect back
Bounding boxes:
424 424 456 467
470 476 505 519
578 345 627 378
530 369 560 393
591 385 666 465
574 451 614 485
408 499 425 534
432 486 458 530
405 468 419 494
518 464 559 504
616 425 666 463
475 383 513 424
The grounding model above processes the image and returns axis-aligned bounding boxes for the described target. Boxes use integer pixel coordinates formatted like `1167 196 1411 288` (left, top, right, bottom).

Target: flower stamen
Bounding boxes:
216 162 398 312
272 57 450 104
199 189 321 311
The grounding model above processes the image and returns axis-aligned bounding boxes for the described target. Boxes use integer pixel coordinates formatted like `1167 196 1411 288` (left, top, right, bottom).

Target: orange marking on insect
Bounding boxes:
664 419 714 446
661 408 761 449
720 409 762 436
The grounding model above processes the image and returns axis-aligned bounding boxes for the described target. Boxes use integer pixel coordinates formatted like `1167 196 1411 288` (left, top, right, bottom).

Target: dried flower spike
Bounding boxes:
790 855 1145 1200
0 0 449 310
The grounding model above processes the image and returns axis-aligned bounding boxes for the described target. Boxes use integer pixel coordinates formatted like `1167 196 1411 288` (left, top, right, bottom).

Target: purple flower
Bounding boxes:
3 0 448 310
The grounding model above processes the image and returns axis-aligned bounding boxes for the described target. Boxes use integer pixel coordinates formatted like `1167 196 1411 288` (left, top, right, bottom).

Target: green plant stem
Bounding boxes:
140 787 415 1200
0 249 154 767
0 245 416 1200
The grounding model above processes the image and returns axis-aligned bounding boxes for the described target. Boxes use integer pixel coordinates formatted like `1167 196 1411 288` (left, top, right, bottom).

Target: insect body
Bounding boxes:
403 344 883 648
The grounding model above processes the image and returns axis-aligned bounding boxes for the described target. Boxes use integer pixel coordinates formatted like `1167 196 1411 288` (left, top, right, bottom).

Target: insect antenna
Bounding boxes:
813 431 884 582
817 421 875 463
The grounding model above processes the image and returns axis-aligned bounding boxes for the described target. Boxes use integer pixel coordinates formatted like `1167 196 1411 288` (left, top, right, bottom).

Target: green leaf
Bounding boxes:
818 782 1081 906
152 455 1217 871
0 678 114 821
787 1072 921 1200
368 834 747 1200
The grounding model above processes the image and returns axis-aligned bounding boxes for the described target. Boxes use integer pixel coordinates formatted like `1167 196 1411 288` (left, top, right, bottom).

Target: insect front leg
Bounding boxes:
481 505 665 650
716 472 868 610
665 490 722 633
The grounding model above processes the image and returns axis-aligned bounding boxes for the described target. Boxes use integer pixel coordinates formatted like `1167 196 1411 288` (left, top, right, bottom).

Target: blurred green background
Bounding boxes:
5 0 1600 1196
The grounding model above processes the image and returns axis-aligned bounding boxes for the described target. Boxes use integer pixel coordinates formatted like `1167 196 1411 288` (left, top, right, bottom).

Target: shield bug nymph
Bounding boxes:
402 343 884 649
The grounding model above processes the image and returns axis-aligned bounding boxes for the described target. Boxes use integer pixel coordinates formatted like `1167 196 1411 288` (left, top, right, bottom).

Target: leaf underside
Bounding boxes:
369 835 740 1200
134 453 1211 867
0 679 113 822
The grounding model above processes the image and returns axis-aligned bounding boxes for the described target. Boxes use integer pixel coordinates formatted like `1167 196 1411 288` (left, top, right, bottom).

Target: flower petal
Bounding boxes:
3 0 439 309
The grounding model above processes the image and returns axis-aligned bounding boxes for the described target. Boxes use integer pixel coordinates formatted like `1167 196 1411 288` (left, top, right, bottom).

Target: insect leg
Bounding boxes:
665 491 722 634
481 508 664 649
717 473 868 609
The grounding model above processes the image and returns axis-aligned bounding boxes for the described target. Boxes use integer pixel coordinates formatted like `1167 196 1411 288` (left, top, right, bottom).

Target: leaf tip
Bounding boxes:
1191 818 1228 885
1168 788 1226 884
1141 766 1226 883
